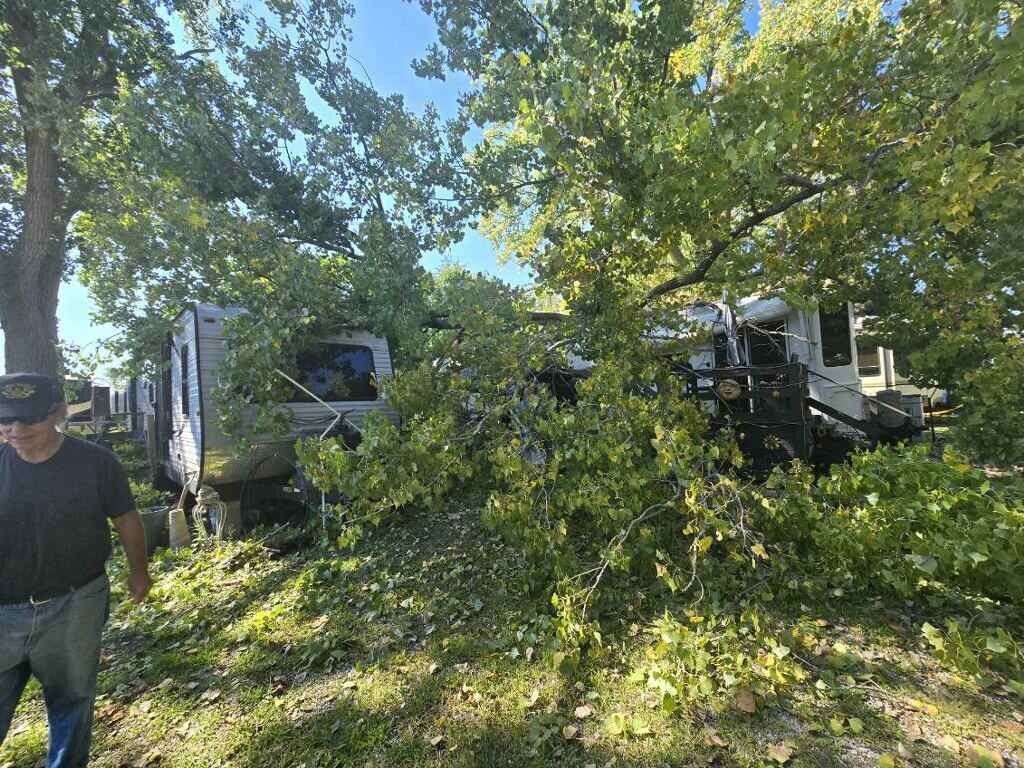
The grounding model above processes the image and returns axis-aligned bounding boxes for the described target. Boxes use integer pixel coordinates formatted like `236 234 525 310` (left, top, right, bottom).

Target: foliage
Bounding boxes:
11 502 1023 768
297 406 472 548
640 608 809 711
921 620 1023 683
952 338 1024 466
415 0 1024 409
300 315 1024 696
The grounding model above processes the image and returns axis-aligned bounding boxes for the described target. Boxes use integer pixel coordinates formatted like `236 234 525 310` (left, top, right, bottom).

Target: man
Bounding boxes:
0 373 152 767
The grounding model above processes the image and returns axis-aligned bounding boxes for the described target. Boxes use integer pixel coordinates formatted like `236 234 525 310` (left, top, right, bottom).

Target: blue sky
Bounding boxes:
4 0 760 378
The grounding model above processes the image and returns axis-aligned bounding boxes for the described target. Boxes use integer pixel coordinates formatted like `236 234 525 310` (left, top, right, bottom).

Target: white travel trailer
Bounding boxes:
126 377 156 436
642 298 926 468
150 303 399 493
656 298 864 419
854 318 948 408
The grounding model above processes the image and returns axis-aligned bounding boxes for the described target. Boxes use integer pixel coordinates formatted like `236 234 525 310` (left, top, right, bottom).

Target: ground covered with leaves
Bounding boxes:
3 494 1023 768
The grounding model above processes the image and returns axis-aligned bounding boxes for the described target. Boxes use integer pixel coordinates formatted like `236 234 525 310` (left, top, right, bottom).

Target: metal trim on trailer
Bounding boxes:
193 304 205 490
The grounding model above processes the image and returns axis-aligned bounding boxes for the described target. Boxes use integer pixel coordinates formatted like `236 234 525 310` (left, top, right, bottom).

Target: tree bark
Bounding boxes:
1 127 64 376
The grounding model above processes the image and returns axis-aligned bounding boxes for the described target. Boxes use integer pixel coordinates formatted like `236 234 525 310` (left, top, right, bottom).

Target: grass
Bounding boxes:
3 438 1023 767
3 503 1023 768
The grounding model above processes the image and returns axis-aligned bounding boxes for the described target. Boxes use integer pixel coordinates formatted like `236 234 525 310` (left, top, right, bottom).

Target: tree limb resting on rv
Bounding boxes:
644 179 833 304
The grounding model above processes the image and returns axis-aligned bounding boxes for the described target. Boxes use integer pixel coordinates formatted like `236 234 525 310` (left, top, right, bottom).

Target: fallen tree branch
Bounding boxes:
644 181 831 303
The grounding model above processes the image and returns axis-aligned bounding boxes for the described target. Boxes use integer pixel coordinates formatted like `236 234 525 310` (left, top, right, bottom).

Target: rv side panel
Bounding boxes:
191 305 400 487
167 308 203 489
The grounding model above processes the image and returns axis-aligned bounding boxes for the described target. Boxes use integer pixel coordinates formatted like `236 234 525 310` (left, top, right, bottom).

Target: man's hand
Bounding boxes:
112 510 152 604
128 570 153 603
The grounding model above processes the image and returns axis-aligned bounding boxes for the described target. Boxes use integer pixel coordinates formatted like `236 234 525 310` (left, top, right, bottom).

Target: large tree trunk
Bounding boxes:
1 127 65 376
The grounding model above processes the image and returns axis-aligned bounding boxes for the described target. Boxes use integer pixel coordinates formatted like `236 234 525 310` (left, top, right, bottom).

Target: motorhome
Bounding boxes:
148 303 398 494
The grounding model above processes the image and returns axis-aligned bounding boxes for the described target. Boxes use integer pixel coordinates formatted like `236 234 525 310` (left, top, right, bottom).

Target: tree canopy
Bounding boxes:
415 0 1023 389
1 0 469 378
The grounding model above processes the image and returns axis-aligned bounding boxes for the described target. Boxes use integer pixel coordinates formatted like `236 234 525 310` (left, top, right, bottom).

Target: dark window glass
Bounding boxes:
820 308 853 368
857 342 882 377
747 322 788 366
712 332 730 367
293 343 378 402
181 344 190 415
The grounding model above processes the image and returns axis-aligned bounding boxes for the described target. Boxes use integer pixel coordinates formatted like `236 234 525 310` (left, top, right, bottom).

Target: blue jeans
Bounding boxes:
0 574 109 768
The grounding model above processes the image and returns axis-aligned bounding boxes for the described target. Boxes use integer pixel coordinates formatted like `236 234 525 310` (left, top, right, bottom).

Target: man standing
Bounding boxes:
0 373 152 767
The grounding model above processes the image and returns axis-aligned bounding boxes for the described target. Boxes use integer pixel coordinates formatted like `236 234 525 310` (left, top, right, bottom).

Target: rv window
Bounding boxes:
820 307 853 368
747 322 788 367
857 342 882 377
713 332 730 368
294 343 377 402
180 344 190 415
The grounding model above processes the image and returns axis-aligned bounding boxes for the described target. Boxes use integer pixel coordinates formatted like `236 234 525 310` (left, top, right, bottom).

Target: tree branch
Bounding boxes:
644 181 831 304
177 48 214 61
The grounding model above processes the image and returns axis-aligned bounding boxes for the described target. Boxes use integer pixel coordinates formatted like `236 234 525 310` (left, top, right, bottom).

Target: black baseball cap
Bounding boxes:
0 373 65 420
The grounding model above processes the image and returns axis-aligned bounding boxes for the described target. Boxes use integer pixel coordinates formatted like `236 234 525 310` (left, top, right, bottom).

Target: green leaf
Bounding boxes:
604 712 629 737
906 555 938 575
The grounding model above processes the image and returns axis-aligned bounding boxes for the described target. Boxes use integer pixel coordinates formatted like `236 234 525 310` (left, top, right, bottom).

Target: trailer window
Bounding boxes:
747 322 788 366
857 342 882 377
819 308 853 368
294 343 377 402
180 344 190 415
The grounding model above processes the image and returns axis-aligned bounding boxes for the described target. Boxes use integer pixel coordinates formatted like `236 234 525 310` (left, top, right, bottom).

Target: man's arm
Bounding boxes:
112 511 153 602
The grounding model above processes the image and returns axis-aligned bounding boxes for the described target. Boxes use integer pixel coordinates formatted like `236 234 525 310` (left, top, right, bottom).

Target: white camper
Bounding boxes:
127 377 156 436
661 298 864 425
854 318 948 407
153 303 399 492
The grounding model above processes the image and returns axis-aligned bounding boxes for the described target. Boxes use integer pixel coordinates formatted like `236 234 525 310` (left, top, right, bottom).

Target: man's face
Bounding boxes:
0 407 63 453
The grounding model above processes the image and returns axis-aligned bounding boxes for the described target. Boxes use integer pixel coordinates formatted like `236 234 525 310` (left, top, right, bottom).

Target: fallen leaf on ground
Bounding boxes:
704 728 729 748
767 742 794 764
907 698 939 716
734 688 757 714
574 704 593 719
97 703 125 724
562 724 579 740
133 748 162 767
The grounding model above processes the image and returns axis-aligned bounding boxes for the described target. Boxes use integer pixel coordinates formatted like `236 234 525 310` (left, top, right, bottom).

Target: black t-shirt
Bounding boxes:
0 435 136 602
